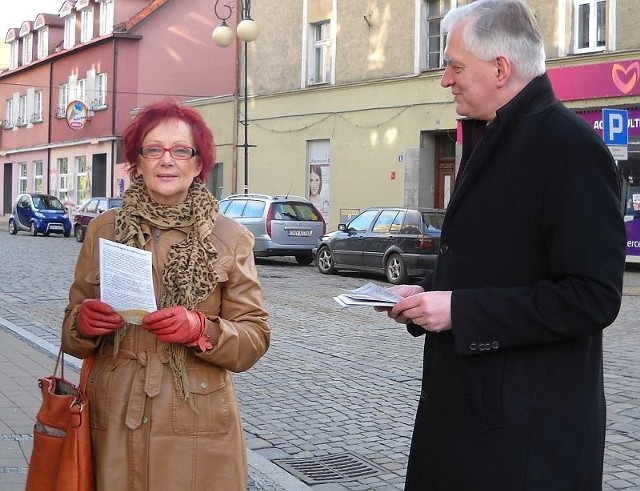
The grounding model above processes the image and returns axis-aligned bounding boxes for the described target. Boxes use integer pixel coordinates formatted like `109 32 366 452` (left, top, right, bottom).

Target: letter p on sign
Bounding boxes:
602 108 628 145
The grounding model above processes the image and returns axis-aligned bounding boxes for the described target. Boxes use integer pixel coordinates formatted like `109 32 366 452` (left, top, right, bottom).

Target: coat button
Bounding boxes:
492 341 499 350
200 381 208 389
469 342 477 351
439 243 449 254
143 416 149 424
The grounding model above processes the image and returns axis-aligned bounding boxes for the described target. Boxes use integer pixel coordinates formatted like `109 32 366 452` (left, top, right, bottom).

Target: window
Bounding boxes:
19 163 28 193
372 210 404 234
22 34 33 65
80 7 94 43
426 0 450 69
76 156 88 203
9 41 19 69
99 0 114 35
64 14 76 49
78 79 87 104
59 83 69 116
574 0 606 52
58 158 69 202
33 91 43 123
309 22 331 84
97 73 107 108
37 27 49 59
34 161 44 192
4 99 14 129
17 95 27 127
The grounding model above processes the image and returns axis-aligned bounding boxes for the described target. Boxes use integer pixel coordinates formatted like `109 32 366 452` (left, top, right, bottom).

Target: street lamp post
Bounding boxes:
212 0 259 195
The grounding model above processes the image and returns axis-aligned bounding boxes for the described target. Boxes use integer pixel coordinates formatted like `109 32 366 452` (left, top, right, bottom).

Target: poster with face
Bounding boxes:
308 140 330 221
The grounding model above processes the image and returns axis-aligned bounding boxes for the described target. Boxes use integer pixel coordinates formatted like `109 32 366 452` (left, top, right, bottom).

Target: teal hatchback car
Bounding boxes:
8 193 72 237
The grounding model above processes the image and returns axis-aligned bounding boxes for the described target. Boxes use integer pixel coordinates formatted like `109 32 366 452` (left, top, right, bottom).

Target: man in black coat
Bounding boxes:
379 1 627 489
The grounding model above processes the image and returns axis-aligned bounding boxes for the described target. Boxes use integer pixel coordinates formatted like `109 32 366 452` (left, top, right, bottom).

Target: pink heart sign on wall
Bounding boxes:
611 62 640 94
548 59 640 101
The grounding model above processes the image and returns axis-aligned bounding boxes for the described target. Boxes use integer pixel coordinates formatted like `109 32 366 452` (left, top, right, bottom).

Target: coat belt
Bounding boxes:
117 349 165 430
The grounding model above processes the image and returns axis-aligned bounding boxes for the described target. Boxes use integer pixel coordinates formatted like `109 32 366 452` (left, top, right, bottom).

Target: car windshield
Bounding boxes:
32 196 64 210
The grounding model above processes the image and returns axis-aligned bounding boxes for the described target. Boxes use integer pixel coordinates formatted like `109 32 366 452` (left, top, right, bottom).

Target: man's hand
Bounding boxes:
374 284 424 324
392 291 453 332
76 299 125 338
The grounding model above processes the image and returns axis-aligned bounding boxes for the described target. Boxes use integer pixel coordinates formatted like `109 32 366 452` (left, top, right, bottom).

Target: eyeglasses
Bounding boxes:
138 145 198 160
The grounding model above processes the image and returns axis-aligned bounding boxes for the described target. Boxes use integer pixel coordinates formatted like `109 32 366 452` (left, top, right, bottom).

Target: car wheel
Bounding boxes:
74 226 85 242
30 222 38 237
295 254 314 266
8 219 18 235
64 230 71 238
316 246 337 274
44 232 51 237
386 253 408 285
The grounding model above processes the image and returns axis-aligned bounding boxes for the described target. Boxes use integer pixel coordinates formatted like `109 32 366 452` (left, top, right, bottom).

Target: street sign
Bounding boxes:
602 108 628 145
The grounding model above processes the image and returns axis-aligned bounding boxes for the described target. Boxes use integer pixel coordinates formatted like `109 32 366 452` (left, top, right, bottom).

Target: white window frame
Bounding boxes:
19 163 28 193
9 41 19 69
573 0 607 53
58 158 69 203
18 95 27 127
99 0 115 35
78 79 87 104
80 7 94 43
75 156 88 204
34 161 44 192
22 33 33 65
309 22 331 85
37 27 49 59
33 90 43 123
4 100 14 129
97 73 108 108
58 83 69 117
64 14 76 49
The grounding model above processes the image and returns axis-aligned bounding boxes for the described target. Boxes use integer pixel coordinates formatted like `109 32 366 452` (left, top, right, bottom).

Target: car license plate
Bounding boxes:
288 229 311 237
49 224 63 229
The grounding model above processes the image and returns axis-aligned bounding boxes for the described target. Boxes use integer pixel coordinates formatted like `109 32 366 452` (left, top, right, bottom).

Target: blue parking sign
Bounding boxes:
602 109 628 145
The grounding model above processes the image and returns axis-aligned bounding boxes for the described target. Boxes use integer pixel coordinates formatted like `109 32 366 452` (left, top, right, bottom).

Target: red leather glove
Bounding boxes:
141 307 213 351
77 299 125 338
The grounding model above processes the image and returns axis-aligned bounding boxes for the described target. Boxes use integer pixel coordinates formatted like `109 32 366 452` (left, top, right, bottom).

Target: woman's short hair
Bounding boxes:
122 99 215 181
442 0 546 81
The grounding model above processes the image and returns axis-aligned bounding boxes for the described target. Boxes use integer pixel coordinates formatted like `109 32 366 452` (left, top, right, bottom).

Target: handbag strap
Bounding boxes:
54 347 96 392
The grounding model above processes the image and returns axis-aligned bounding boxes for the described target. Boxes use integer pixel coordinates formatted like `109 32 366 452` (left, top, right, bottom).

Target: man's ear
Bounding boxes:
495 56 511 87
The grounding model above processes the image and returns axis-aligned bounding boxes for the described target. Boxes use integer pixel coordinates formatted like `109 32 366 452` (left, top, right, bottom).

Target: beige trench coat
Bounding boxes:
62 209 270 491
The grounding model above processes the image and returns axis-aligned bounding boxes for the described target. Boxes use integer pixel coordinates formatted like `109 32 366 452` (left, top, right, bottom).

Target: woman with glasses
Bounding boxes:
61 99 270 490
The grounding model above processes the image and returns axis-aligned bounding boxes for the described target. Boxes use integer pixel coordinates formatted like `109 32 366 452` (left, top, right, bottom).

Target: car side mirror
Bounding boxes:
338 223 347 232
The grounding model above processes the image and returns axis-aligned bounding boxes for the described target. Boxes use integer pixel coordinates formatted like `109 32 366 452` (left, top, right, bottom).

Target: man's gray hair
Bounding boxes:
442 0 546 81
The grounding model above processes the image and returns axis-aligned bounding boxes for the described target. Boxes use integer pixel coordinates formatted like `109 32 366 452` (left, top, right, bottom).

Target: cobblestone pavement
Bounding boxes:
0 226 638 490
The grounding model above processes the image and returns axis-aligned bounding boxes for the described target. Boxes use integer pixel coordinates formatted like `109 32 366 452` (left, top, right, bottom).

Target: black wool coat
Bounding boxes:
404 74 626 491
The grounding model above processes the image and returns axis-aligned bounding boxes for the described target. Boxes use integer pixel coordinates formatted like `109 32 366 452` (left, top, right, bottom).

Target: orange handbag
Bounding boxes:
25 349 95 491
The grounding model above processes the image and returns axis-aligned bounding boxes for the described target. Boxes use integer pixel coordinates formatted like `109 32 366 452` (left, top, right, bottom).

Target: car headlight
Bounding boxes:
63 213 69 219
35 212 45 218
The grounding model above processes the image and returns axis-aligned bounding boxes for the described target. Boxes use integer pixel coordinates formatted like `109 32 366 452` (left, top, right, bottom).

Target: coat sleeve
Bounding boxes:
61 217 106 358
450 120 626 355
196 226 271 372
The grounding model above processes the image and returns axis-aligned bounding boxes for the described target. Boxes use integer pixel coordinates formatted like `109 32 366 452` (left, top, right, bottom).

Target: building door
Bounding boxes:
434 131 456 209
92 154 107 196
3 163 13 214
435 161 455 209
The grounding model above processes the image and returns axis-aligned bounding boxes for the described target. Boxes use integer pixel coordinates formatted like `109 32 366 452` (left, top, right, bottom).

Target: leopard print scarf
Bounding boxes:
113 177 219 402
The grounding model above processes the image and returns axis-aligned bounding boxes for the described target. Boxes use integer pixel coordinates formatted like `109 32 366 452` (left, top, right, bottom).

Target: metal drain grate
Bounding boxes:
272 453 382 485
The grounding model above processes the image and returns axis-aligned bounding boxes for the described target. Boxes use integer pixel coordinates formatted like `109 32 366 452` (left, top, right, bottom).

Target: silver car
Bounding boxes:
219 194 326 265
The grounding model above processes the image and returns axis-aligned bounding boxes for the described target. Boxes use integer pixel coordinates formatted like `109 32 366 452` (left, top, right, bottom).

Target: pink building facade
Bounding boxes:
1 0 236 216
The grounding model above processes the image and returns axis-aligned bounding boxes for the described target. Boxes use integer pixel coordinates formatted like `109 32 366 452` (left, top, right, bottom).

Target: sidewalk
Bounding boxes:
0 321 311 491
